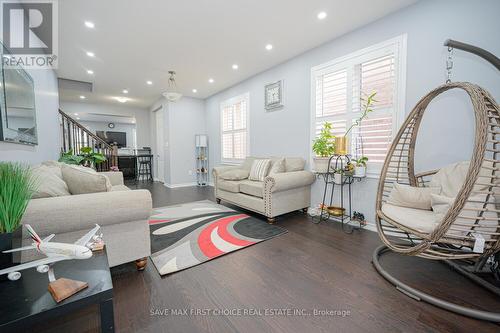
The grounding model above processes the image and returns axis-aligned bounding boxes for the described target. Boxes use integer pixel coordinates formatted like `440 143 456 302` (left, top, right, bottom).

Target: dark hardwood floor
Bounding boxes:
41 182 500 333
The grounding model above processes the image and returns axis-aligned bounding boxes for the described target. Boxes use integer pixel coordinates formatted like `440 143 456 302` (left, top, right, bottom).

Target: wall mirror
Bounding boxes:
0 43 37 145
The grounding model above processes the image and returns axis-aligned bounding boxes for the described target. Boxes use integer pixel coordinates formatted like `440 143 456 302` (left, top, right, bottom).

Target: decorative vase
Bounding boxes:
334 173 343 184
335 136 348 155
313 157 331 173
355 166 366 177
0 232 13 281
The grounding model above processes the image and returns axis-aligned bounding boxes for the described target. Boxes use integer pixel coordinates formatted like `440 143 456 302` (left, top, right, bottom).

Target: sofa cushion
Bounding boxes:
382 203 437 233
31 165 71 199
269 158 286 175
239 180 264 198
61 164 112 195
285 158 306 172
111 185 131 192
249 159 272 181
219 168 249 180
218 179 242 193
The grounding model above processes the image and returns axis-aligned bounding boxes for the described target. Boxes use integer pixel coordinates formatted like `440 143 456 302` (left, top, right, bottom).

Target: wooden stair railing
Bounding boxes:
59 109 118 171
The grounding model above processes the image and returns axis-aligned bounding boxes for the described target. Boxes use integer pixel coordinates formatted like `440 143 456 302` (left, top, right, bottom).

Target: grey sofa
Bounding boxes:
213 157 315 223
20 171 152 269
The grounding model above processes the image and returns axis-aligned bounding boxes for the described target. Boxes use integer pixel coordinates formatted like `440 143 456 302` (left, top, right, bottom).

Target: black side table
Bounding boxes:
0 250 114 333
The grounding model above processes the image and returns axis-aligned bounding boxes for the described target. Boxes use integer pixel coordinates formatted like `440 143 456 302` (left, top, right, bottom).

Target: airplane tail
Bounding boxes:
25 224 42 244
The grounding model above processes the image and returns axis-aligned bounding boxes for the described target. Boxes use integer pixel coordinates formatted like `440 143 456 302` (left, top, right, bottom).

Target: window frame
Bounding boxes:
310 34 407 177
220 92 250 164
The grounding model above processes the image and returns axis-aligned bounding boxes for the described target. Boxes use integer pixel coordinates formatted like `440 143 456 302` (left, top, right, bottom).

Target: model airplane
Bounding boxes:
0 224 102 281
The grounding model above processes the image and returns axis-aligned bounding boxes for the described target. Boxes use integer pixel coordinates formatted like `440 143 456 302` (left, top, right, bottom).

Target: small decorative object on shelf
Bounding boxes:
195 134 209 186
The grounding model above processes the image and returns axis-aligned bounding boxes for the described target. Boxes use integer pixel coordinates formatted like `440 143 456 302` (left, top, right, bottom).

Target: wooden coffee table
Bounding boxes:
0 250 114 332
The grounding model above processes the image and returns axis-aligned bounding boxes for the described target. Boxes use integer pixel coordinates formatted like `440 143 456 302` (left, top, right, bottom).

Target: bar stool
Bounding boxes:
136 154 153 182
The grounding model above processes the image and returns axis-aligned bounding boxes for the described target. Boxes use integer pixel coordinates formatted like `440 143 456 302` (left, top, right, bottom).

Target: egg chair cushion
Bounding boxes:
381 203 437 233
429 161 470 198
387 183 441 210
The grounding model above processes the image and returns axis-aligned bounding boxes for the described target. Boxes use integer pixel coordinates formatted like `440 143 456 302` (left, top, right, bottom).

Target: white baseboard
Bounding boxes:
163 182 198 189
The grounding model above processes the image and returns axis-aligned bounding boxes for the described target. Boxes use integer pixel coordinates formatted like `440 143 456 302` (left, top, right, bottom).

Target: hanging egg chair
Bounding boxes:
373 40 500 322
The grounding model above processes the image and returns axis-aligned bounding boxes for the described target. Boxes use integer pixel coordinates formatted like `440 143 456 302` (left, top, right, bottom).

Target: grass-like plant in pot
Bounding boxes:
0 163 36 270
312 122 335 172
353 156 368 177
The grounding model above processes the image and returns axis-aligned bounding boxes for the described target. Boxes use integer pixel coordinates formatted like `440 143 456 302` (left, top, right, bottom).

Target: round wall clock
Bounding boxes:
108 123 115 129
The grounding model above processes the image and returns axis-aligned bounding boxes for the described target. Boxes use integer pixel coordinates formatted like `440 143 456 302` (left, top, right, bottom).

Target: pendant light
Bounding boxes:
162 71 183 102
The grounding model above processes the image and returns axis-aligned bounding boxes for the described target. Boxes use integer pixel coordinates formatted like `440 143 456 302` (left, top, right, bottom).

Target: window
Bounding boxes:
311 35 406 175
221 93 249 163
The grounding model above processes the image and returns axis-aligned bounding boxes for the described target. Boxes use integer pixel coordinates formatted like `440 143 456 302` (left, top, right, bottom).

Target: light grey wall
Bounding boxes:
79 120 137 148
59 101 150 148
0 68 60 164
204 0 500 227
149 97 206 186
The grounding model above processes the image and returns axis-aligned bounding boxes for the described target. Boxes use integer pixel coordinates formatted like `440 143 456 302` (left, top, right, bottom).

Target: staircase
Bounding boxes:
59 109 118 171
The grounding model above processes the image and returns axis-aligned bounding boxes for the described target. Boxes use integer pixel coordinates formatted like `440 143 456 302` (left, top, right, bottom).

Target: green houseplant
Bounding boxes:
312 122 336 172
335 92 377 155
59 147 107 169
353 156 368 177
0 163 36 270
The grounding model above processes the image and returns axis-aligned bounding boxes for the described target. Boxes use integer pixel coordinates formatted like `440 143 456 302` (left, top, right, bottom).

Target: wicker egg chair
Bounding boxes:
372 82 500 322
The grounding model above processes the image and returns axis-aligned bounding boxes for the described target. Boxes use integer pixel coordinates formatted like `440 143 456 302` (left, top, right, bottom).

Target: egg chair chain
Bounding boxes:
446 46 454 83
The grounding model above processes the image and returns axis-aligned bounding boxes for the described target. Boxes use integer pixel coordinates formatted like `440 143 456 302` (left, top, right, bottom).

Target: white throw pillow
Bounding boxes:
387 183 441 210
219 169 249 180
269 158 286 175
248 159 272 181
31 165 71 199
431 193 455 217
61 164 112 195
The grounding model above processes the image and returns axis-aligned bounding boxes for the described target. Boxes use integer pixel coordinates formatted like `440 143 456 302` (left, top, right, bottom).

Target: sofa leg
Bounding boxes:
216 198 221 204
302 207 308 214
267 217 275 224
135 257 148 271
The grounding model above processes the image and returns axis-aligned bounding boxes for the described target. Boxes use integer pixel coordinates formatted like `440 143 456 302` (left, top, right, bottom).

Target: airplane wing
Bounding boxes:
74 224 101 247
0 256 67 276
3 245 36 253
43 234 55 242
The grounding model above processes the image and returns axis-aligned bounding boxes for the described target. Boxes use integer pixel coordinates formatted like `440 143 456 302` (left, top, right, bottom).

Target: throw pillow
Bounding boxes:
248 159 272 181
430 193 454 217
31 165 71 199
269 158 286 175
61 164 112 195
387 183 441 210
219 169 249 180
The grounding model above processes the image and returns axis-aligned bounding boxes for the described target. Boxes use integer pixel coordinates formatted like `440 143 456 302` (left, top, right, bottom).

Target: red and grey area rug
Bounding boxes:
149 200 287 275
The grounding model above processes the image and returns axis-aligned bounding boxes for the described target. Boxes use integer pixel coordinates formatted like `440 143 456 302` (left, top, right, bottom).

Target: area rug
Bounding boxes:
149 200 287 275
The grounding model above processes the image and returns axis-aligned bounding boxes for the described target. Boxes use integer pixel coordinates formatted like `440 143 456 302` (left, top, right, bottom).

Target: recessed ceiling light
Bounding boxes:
192 89 197 93
208 78 214 83
87 70 94 75
76 117 81 120
122 89 129 94
86 51 95 57
74 113 79 116
146 80 153 85
265 44 273 51
79 95 86 99
232 64 239 70
115 97 128 103
317 11 327 20
84 21 95 28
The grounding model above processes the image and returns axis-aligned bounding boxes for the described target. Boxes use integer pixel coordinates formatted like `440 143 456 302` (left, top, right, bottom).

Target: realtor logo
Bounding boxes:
1 0 58 68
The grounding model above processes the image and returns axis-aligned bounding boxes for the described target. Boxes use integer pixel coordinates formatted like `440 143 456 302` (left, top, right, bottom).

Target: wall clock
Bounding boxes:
108 123 115 129
264 80 284 111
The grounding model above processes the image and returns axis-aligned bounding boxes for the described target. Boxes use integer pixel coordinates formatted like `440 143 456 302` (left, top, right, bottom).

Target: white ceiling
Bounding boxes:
57 0 417 108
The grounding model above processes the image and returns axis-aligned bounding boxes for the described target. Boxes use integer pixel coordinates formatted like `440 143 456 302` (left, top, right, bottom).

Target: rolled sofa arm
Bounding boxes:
212 165 242 178
265 171 315 193
99 171 124 186
21 189 152 237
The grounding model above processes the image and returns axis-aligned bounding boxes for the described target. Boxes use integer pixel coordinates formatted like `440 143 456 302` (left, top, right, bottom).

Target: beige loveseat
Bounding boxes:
20 162 152 269
213 157 315 223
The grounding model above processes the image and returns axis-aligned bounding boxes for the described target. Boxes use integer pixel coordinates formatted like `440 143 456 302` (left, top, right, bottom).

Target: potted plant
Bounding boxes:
335 92 377 155
333 168 343 184
312 122 335 172
352 211 367 226
353 156 368 177
0 163 36 272
59 147 107 169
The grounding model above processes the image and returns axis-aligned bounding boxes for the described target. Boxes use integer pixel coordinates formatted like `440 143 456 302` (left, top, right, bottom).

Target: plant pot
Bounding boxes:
334 173 343 184
313 157 331 173
0 232 13 281
355 166 366 177
335 136 348 155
